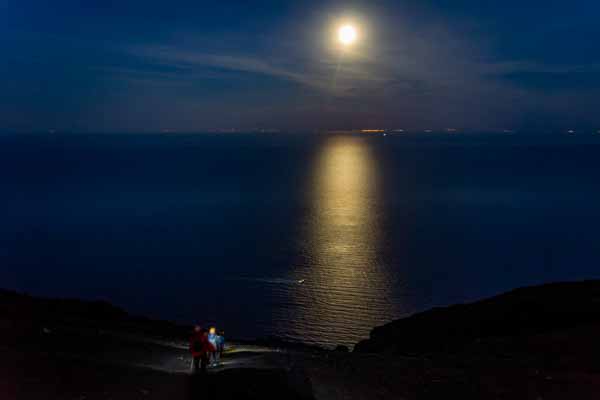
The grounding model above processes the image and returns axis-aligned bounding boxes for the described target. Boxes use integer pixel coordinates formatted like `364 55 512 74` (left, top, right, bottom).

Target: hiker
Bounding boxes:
189 326 213 374
208 327 219 366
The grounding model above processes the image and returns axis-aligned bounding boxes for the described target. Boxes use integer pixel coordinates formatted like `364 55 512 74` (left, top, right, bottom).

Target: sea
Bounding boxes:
2 132 600 348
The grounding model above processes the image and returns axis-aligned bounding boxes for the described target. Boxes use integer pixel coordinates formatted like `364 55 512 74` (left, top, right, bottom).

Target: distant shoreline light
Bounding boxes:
360 129 385 133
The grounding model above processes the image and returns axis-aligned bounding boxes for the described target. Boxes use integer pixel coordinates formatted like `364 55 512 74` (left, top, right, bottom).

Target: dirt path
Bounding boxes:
1 326 315 400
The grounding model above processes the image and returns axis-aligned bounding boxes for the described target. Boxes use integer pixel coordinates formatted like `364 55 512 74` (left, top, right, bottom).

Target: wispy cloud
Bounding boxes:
129 45 334 92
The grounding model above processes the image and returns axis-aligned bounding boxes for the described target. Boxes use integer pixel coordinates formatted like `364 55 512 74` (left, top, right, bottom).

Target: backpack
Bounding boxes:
192 338 203 353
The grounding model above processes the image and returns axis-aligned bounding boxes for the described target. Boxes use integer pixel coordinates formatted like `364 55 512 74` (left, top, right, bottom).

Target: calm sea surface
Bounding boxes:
2 133 600 347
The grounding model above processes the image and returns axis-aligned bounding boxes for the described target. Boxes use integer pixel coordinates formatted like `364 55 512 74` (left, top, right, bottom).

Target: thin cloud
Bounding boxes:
130 45 334 92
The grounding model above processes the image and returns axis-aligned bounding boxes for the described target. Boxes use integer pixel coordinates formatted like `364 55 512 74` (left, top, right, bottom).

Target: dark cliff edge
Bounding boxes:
355 280 600 371
0 289 191 347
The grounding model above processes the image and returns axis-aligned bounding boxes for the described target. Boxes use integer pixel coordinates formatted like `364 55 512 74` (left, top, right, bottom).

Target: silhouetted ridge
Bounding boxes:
355 280 600 356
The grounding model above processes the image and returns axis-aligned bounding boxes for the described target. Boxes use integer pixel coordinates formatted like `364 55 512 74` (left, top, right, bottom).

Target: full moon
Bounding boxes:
338 25 357 45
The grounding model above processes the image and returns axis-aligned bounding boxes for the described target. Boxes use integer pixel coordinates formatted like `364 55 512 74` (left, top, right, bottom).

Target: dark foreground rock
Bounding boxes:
355 280 600 371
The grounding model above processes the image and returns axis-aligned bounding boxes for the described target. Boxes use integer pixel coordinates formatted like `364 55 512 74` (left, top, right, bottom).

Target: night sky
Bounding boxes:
1 0 599 133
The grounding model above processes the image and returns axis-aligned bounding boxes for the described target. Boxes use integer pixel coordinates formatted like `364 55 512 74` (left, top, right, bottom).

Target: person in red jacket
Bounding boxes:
189 326 214 374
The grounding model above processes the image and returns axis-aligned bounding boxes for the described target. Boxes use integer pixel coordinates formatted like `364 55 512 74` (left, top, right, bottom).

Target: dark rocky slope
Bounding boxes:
355 280 600 371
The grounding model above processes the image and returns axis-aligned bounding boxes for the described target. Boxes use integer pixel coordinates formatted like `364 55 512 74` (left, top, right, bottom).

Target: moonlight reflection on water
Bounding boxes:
287 137 398 346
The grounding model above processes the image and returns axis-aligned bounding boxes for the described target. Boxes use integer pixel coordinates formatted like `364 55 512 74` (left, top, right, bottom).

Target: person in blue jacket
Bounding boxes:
208 327 219 366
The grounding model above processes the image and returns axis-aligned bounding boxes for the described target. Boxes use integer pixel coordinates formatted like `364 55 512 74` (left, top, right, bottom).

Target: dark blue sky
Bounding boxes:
1 0 599 132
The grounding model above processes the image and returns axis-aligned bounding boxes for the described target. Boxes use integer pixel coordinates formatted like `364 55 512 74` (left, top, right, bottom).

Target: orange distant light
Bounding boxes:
361 129 384 133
